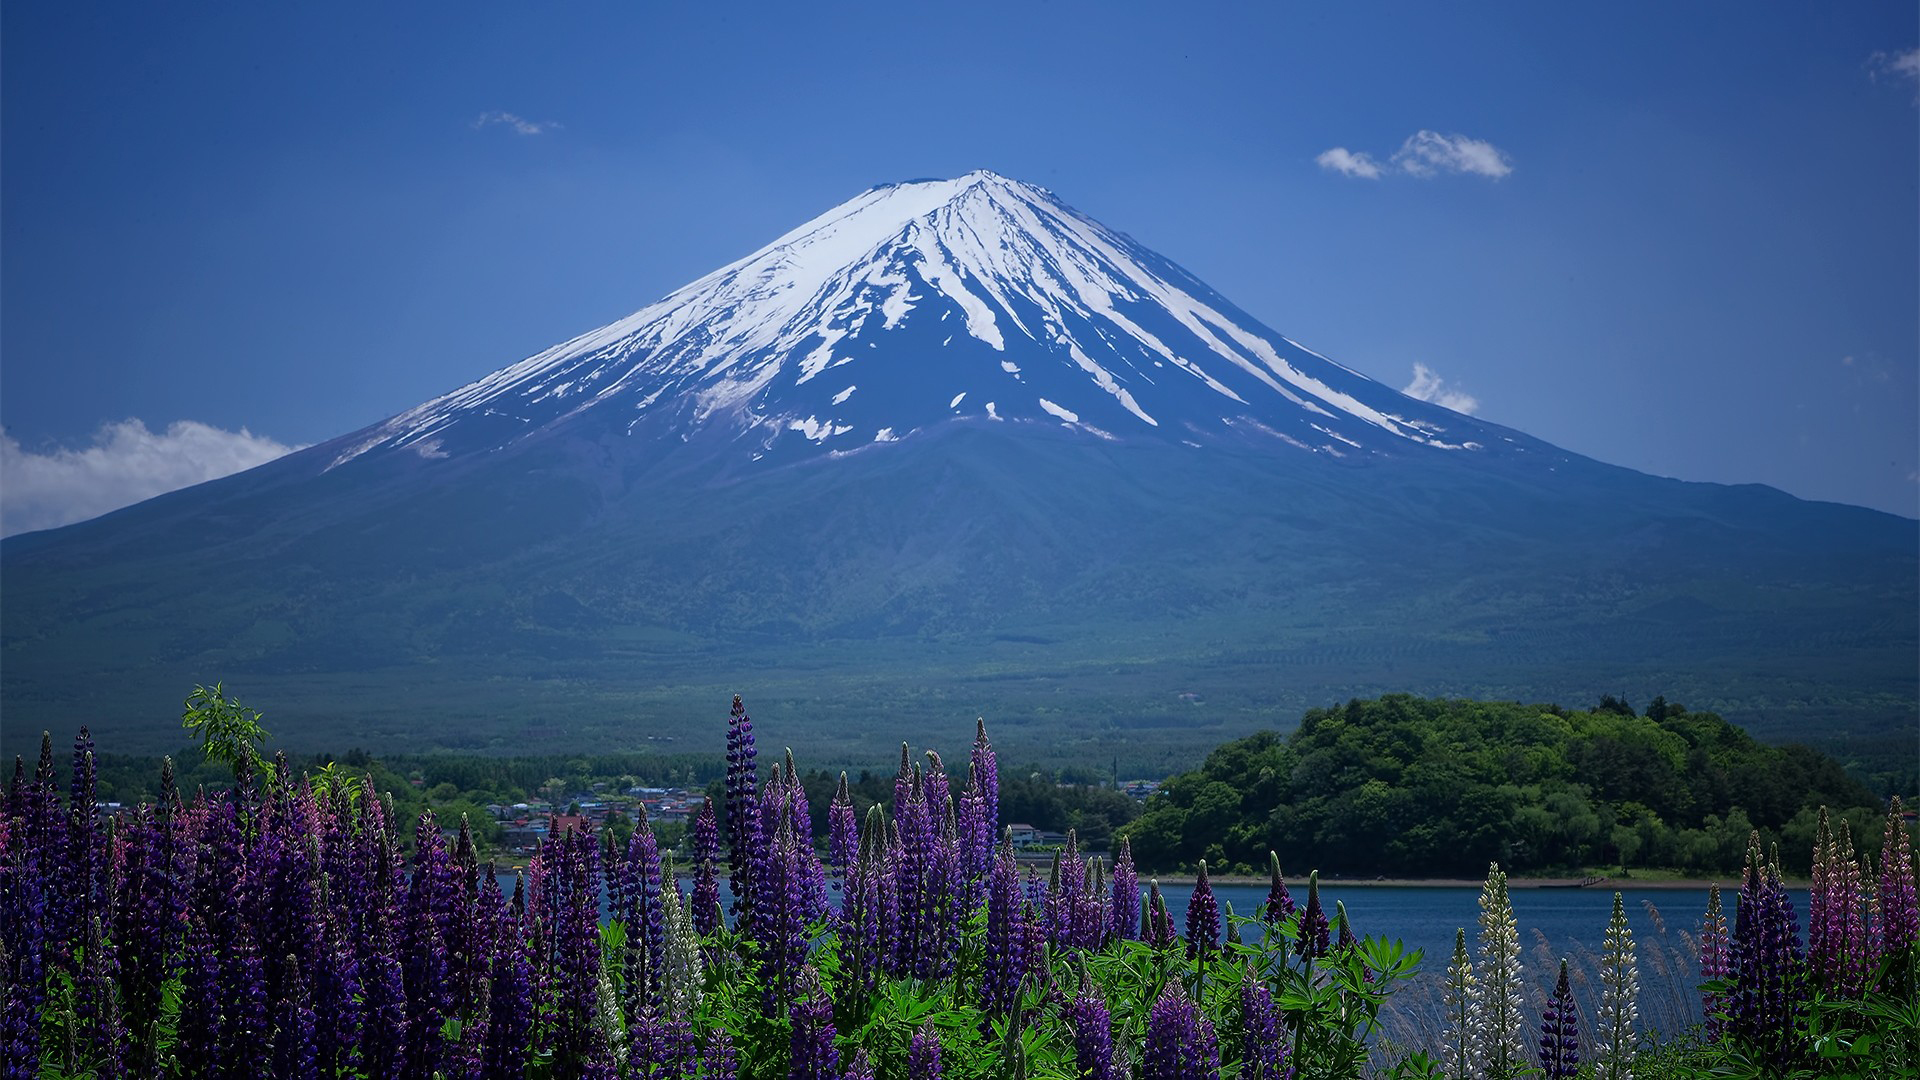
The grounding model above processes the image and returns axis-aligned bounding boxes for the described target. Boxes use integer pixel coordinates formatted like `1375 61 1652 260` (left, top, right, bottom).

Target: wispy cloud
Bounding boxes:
1402 363 1480 414
472 111 562 136
1317 130 1513 180
1 420 303 537
1391 131 1512 179
1315 147 1384 179
1869 47 1920 103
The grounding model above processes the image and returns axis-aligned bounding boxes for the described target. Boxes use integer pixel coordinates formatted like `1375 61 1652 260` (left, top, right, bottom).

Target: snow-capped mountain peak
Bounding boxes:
331 171 1525 470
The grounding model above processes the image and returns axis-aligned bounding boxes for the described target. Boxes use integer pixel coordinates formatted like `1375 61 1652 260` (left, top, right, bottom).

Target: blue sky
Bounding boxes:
3 2 1915 531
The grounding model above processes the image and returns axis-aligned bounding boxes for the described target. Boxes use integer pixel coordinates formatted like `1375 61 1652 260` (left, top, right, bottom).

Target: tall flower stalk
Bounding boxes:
1469 862 1525 1080
1595 891 1638 1080
1441 927 1477 1080
1537 958 1580 1080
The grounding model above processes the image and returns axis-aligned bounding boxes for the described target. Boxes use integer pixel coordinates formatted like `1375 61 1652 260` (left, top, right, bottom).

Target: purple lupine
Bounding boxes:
357 829 410 1078
1066 967 1118 1080
622 803 667 1013
1814 819 1873 999
1808 810 1835 989
701 1027 740 1080
690 797 723 940
1699 883 1730 1038
1238 966 1289 1080
174 908 224 1078
929 800 965 977
956 768 992 914
629 1009 698 1080
62 729 106 964
844 1048 878 1080
1143 880 1178 950
227 929 275 1080
788 965 840 1080
829 772 858 897
1728 835 1807 1068
1142 980 1221 1080
909 1020 945 1080
404 809 458 1077
1879 796 1918 956
725 695 762 931
113 797 185 1073
923 750 952 828
484 886 534 1080
272 953 321 1080
843 805 893 1003
983 839 1029 1018
1263 851 1295 924
74 913 127 1080
1537 958 1581 1080
753 792 814 1010
1297 871 1330 961
971 717 999 835
1 812 49 1080
893 753 941 977
549 824 618 1080
1187 860 1221 961
1110 836 1139 943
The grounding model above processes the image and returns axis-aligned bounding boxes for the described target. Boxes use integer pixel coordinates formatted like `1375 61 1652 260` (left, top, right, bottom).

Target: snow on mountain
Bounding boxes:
330 171 1540 470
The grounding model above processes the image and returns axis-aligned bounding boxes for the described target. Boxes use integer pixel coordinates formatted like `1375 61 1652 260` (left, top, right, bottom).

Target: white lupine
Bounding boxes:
660 875 705 1014
1442 926 1480 1080
1596 891 1639 1080
1469 862 1526 1080
596 966 629 1069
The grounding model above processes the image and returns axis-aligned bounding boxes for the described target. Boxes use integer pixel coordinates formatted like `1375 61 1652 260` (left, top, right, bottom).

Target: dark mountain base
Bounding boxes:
4 425 1914 768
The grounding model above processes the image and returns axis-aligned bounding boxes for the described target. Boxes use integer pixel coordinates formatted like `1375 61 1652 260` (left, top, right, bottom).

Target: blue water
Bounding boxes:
495 868 1798 1043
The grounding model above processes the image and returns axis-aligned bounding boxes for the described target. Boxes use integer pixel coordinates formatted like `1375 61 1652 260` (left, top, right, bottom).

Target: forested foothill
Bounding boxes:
1123 694 1902 877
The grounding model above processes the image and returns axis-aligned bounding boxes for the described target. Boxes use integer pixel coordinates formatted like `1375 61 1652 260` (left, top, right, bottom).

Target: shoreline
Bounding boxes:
1184 874 1789 890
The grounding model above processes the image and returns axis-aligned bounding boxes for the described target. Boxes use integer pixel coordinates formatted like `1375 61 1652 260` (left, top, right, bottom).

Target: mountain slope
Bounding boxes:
3 173 1913 766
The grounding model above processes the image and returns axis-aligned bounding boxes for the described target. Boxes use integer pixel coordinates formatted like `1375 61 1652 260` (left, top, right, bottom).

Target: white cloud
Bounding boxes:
1 419 303 537
1315 147 1384 179
1391 130 1513 179
1401 363 1480 414
1318 130 1513 181
472 111 562 136
1870 47 1920 103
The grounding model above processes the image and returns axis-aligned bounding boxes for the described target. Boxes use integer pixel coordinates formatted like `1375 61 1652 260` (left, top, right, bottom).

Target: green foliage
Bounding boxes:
1124 694 1882 876
180 682 269 785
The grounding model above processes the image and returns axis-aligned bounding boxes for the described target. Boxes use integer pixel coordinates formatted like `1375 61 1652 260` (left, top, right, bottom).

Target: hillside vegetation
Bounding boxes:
1124 694 1887 877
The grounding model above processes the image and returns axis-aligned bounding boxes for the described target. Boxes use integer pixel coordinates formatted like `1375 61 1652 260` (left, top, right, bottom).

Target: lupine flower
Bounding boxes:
1469 862 1525 1080
1296 871 1329 962
1238 965 1288 1080
483 891 533 1080
1066 965 1117 1080
1262 852 1295 928
983 839 1029 1018
1109 836 1139 943
403 809 457 1077
1537 958 1580 1080
1728 836 1807 1069
828 772 858 895
909 1020 945 1080
725 695 762 931
700 1027 739 1080
1879 795 1918 956
1698 884 1729 1038
272 952 321 1080
970 717 999 836
1595 892 1638 1080
1335 900 1357 954
622 803 667 1013
1142 980 1221 1080
74 913 127 1080
1187 860 1221 960
690 797 723 940
1144 879 1178 950
788 965 839 1080
844 1048 878 1080
1441 927 1477 1080
956 770 992 914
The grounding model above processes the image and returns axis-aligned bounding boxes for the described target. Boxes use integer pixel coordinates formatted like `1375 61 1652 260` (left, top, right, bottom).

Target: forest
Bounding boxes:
1122 694 1894 877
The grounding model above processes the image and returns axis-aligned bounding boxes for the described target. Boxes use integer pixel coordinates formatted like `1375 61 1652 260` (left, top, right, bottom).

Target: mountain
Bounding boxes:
4 172 1914 770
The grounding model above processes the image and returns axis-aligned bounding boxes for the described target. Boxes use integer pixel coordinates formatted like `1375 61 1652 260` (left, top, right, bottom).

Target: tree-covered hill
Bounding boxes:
1123 694 1889 877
